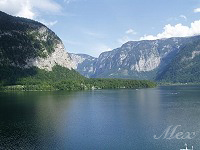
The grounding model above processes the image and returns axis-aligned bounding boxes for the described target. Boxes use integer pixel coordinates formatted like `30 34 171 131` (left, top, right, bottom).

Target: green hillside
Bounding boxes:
0 65 156 91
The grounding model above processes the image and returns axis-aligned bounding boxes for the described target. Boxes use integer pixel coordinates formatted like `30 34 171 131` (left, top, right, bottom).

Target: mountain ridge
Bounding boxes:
0 10 74 71
0 11 156 90
71 35 200 83
1 10 199 84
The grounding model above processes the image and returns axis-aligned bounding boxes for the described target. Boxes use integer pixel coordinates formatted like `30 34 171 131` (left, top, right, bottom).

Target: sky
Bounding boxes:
1 0 200 57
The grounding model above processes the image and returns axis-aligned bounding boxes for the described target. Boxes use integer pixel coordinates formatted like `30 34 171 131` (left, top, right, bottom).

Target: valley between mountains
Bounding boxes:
0 10 199 91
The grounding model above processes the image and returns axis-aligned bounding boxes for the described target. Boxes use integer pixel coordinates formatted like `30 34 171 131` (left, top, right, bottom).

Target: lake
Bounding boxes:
0 86 200 149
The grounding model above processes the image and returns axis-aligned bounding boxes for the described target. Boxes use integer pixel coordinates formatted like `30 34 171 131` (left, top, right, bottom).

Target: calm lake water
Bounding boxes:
0 86 200 149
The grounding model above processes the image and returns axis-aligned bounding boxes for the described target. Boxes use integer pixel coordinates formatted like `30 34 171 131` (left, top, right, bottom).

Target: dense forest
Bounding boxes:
0 65 156 91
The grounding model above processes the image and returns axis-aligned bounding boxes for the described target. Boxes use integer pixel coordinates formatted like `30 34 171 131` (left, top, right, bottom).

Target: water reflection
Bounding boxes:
0 86 200 149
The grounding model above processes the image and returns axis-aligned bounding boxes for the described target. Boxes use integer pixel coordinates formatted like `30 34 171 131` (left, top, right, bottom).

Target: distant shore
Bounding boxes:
157 82 200 86
0 79 157 92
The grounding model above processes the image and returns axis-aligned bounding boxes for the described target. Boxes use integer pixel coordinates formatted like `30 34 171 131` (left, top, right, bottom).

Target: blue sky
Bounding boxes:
1 0 200 57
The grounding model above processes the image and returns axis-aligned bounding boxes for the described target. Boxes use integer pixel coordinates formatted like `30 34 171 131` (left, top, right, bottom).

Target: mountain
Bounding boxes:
69 53 97 77
156 36 200 83
0 11 73 71
71 36 200 83
0 11 83 85
2 10 197 84
0 11 156 90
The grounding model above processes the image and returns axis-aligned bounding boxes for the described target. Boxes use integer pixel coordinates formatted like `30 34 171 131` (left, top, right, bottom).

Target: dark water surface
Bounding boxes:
0 86 200 149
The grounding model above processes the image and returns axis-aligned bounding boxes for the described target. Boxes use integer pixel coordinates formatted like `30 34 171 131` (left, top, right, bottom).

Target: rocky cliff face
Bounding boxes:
156 35 200 82
72 35 200 82
91 39 182 79
69 53 97 77
25 27 73 71
0 11 73 71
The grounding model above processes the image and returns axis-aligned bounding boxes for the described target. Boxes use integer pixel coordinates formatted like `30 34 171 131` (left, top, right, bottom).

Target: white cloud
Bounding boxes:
125 29 137 35
118 36 133 44
39 19 58 27
98 44 112 52
140 20 200 40
91 44 112 57
167 15 187 22
16 1 35 19
64 0 76 4
64 40 81 45
194 8 200 13
118 29 137 44
47 21 58 26
179 15 187 21
84 31 106 38
0 0 62 19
